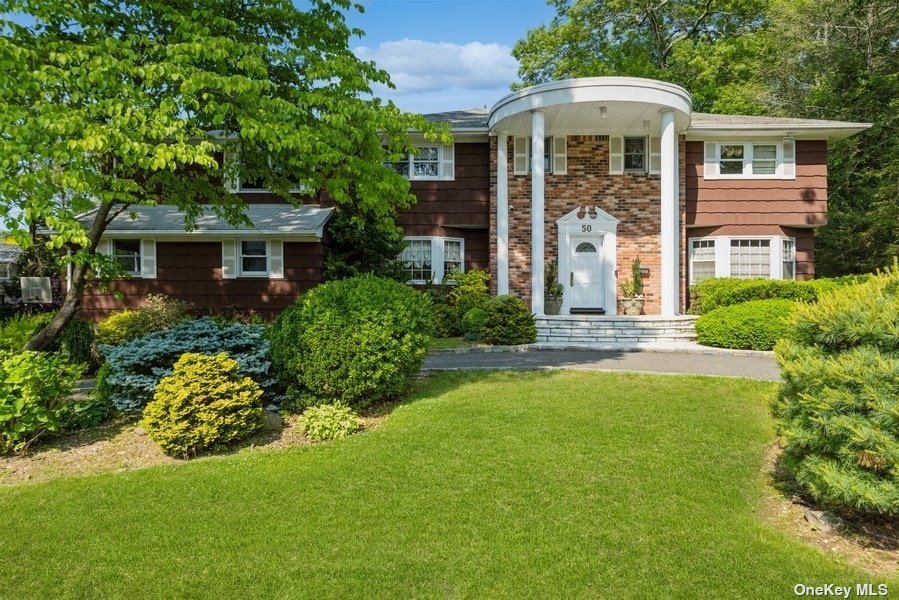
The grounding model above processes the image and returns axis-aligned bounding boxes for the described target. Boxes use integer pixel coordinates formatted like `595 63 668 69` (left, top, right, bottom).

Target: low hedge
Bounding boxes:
695 299 797 350
480 296 536 346
688 275 870 315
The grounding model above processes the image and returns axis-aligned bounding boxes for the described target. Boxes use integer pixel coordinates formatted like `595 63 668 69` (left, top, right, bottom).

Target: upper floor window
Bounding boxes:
512 136 568 176
703 140 796 180
225 150 306 193
398 236 464 284
624 137 646 172
388 145 455 181
113 240 141 276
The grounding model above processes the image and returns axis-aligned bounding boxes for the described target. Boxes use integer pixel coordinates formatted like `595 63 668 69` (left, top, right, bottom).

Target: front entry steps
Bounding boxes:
535 315 698 350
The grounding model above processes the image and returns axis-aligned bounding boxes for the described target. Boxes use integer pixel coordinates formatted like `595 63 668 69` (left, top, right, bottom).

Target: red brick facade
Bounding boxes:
489 135 688 315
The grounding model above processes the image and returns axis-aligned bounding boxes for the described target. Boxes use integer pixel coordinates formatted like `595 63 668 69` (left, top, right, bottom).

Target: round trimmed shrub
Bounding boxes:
431 303 460 338
695 299 796 350
773 266 899 516
269 275 433 409
298 403 361 442
480 296 536 346
141 352 265 457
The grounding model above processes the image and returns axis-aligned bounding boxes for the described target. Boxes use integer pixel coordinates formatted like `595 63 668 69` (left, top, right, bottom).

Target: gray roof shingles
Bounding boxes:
423 108 489 129
86 204 333 236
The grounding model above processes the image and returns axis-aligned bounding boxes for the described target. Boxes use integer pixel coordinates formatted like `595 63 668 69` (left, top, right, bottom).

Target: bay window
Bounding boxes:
689 235 797 282
399 236 465 284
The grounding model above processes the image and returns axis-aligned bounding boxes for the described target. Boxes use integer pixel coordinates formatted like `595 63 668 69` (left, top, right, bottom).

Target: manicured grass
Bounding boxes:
1 371 893 598
428 335 470 349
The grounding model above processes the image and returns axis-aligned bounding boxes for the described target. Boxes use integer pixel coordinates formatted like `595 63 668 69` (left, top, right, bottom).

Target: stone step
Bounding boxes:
534 315 697 348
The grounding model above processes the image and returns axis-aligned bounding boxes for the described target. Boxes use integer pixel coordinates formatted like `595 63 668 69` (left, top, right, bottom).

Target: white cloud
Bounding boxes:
354 39 519 113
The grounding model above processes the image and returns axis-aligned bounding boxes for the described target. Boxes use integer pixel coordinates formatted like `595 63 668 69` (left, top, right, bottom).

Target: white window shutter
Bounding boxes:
552 136 567 175
781 140 796 179
513 137 529 175
223 148 240 193
439 144 455 180
222 239 237 279
96 239 111 255
140 239 157 279
268 239 284 279
649 136 662 174
609 136 623 175
704 142 719 179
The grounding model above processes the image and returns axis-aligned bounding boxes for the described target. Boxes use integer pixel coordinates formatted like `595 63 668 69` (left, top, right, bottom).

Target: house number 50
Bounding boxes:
581 224 592 232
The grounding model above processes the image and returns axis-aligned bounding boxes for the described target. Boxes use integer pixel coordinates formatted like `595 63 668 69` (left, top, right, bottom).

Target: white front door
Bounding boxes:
569 237 604 308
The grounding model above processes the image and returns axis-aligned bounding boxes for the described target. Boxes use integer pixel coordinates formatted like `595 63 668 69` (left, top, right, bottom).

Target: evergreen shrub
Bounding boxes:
99 317 277 412
141 353 265 457
773 265 899 515
695 299 797 350
270 275 432 409
480 296 536 345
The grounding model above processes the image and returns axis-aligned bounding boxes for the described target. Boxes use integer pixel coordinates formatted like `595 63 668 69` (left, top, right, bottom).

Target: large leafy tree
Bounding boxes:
0 0 446 349
513 0 768 111
762 0 899 275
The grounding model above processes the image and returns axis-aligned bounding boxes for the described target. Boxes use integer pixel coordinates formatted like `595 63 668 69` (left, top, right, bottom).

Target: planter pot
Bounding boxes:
544 298 563 315
621 297 645 316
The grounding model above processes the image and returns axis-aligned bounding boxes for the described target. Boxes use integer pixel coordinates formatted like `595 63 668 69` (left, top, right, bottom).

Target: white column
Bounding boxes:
530 111 545 315
660 110 680 316
496 134 509 295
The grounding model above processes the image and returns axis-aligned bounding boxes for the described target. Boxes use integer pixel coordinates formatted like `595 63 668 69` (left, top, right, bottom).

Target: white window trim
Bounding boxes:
238 239 270 277
512 136 567 176
705 141 792 180
608 135 662 175
390 144 455 181
400 236 465 284
688 235 797 283
224 150 307 194
112 239 142 277
0 262 12 281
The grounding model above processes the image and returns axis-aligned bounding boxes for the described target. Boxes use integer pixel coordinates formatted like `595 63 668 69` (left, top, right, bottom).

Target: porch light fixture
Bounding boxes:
599 106 607 118
643 120 651 131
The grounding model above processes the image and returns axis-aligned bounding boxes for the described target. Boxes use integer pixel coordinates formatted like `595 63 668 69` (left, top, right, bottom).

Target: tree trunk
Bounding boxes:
23 201 116 352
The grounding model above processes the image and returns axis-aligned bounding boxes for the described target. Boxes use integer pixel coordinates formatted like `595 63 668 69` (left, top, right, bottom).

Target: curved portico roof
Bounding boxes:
488 77 692 135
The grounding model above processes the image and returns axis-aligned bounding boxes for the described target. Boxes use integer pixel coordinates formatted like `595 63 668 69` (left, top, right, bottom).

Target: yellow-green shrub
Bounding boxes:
696 299 797 350
298 403 361 442
96 294 192 346
141 352 265 457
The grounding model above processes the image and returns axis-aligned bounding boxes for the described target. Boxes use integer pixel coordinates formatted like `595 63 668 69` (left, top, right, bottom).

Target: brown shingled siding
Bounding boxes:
81 241 322 320
397 142 490 271
685 140 828 227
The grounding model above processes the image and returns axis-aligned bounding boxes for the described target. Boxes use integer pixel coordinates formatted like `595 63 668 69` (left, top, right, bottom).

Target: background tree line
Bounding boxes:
514 0 899 276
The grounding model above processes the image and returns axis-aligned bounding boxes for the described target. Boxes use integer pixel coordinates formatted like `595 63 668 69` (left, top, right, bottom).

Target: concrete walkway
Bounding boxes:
423 348 781 381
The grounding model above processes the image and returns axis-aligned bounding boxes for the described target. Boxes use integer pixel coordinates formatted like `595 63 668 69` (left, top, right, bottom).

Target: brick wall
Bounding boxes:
490 135 686 315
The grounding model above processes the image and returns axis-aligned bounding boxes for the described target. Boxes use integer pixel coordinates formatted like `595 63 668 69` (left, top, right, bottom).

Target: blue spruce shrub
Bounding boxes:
99 317 278 412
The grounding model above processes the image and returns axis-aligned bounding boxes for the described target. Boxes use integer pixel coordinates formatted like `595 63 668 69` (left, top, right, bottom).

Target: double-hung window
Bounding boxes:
782 238 796 279
512 136 568 175
388 145 455 181
113 240 141 276
623 137 646 172
0 262 12 281
689 239 716 283
704 141 795 179
239 240 269 276
399 237 465 284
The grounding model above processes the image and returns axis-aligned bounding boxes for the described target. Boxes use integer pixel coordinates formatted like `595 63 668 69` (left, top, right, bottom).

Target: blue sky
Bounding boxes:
346 0 555 113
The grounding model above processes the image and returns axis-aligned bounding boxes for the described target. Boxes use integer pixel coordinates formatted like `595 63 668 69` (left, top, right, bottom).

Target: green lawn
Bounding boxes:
1 371 893 598
428 336 470 350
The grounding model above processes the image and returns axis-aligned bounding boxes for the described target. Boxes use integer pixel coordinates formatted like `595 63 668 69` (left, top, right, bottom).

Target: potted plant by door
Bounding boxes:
619 257 645 316
544 262 565 315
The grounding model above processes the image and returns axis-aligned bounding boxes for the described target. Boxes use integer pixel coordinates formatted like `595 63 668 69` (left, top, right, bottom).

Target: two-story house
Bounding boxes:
81 77 870 320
